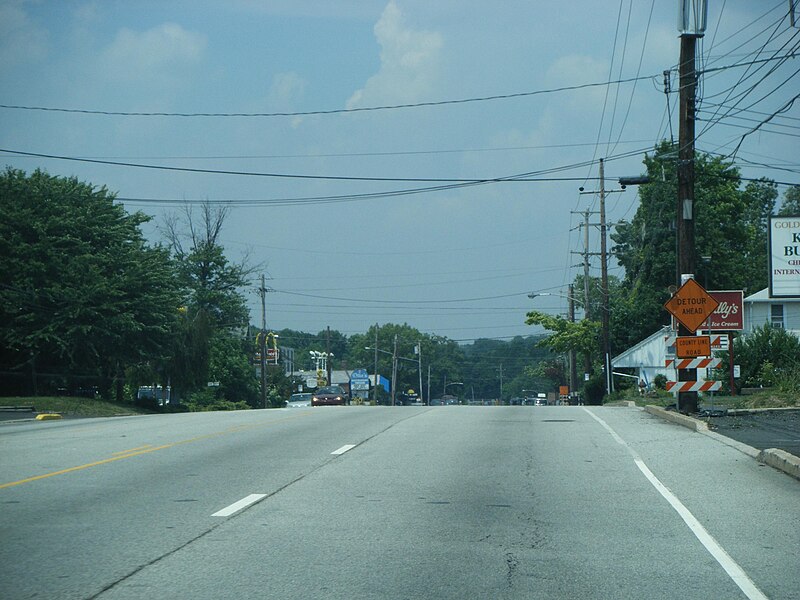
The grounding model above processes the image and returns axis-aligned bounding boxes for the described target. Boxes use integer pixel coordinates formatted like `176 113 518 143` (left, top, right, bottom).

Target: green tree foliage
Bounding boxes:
346 323 463 400
0 168 180 398
161 204 254 401
461 336 550 400
207 332 260 407
524 312 601 359
777 186 800 216
611 141 772 348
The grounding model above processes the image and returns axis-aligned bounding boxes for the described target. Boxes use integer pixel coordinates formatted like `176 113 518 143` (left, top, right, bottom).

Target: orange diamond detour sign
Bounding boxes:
664 278 720 333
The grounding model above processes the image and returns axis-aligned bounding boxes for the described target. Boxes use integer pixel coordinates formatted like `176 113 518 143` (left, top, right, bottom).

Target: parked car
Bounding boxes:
311 385 349 407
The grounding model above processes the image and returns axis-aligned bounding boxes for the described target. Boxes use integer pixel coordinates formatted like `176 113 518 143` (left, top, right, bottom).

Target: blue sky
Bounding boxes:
2 0 798 342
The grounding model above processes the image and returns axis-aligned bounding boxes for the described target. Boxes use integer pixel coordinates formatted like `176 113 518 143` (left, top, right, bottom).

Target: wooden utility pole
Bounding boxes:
599 158 612 396
391 334 398 406
677 28 700 413
373 324 379 405
567 284 578 395
259 273 267 409
417 341 423 404
326 325 332 387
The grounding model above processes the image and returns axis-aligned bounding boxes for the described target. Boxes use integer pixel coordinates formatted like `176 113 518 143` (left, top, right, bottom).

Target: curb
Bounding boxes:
644 405 800 482
35 413 63 421
644 405 708 432
758 448 800 480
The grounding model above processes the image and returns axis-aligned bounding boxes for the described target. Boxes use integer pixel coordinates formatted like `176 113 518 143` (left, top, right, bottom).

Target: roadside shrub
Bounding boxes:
653 374 667 390
584 373 606 405
719 325 800 392
183 389 250 412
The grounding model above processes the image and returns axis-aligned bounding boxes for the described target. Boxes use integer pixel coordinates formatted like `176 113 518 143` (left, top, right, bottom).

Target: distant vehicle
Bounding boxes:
137 386 171 406
288 392 312 407
429 398 443 406
311 385 349 407
444 397 459 405
533 398 547 406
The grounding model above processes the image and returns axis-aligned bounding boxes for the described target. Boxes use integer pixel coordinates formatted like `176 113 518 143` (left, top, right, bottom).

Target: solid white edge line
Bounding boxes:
583 408 769 600
211 493 267 517
331 444 356 455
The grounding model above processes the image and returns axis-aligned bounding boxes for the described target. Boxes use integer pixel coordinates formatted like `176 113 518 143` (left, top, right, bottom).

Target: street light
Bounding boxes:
529 289 579 395
444 382 463 403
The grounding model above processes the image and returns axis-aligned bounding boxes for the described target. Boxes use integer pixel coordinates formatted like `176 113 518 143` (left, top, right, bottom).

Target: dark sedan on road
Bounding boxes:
311 385 349 407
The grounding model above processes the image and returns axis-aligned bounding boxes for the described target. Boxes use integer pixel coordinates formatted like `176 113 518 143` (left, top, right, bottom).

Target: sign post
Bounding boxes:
664 277 719 413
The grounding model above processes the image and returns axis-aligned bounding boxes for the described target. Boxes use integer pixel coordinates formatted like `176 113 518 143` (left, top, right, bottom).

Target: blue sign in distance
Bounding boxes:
350 368 370 391
351 368 369 382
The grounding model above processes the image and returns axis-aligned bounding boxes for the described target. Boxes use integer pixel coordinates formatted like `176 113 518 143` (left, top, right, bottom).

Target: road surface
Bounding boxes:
1 406 798 599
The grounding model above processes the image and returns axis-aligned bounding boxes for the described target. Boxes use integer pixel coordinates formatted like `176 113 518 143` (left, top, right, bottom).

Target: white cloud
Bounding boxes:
268 72 308 127
98 23 206 86
268 72 307 108
0 1 48 71
346 0 443 108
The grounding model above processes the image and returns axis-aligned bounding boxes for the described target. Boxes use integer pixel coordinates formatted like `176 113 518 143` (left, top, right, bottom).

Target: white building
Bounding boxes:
743 288 800 335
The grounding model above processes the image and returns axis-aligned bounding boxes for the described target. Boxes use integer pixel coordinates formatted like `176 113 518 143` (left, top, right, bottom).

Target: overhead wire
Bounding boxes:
0 73 661 119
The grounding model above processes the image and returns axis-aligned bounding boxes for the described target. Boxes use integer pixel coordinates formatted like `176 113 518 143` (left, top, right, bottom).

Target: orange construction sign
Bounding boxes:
675 336 711 358
664 279 720 333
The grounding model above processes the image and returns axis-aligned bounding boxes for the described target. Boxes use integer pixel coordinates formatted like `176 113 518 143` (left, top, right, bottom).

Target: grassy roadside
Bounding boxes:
618 389 799 410
1 396 155 417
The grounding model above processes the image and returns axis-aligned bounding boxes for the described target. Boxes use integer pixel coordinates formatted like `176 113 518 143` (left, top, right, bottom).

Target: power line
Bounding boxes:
274 289 531 304
0 139 654 162
0 74 660 119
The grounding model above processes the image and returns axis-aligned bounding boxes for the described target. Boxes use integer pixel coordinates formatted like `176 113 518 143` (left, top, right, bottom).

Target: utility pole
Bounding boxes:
427 364 431 405
567 283 578 395
259 274 267 409
391 334 398 406
579 171 623 400
372 324 379 405
571 208 597 381
417 341 423 404
325 326 332 387
676 0 706 413
497 364 504 400
599 158 612 396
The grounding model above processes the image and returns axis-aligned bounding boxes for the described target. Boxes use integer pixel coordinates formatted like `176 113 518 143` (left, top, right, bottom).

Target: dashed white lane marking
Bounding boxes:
331 444 356 455
583 408 768 600
211 494 267 517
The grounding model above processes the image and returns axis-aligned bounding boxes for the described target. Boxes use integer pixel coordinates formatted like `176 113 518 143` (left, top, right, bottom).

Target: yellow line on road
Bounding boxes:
0 412 315 490
0 443 175 490
112 445 153 455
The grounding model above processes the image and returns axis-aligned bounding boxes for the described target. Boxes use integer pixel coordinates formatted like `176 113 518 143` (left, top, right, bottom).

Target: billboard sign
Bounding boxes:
350 368 370 392
704 290 744 331
769 216 800 297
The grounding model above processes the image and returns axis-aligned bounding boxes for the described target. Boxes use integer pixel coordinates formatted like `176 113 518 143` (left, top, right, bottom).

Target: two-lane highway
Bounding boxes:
1 406 798 599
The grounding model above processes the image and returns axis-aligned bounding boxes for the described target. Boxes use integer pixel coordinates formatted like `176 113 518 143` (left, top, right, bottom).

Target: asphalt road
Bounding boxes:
709 410 800 456
1 406 798 599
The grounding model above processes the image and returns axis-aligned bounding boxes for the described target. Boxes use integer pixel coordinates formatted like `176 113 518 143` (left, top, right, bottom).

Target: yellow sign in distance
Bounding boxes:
664 278 720 333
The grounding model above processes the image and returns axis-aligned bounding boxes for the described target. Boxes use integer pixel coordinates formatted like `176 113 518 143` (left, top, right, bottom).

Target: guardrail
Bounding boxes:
0 405 36 412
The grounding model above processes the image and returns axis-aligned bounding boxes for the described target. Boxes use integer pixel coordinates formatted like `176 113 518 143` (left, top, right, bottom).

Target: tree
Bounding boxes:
524 312 601 363
0 168 181 399
777 186 800 216
161 204 255 400
611 141 773 347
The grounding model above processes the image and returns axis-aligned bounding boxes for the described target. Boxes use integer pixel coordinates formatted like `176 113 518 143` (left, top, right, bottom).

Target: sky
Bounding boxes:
1 0 798 344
